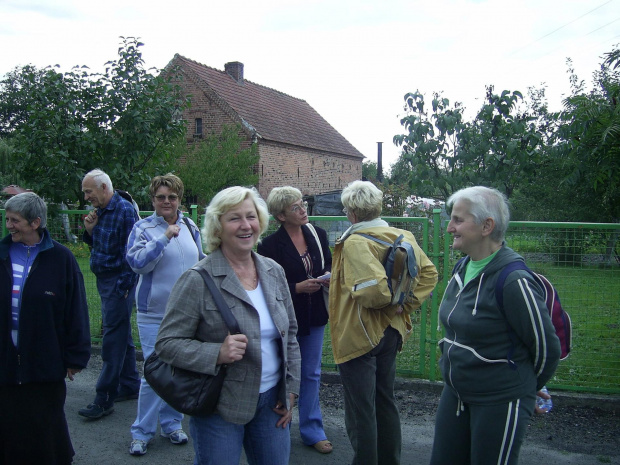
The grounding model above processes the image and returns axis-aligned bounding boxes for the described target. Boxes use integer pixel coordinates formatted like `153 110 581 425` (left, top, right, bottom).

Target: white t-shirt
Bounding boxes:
247 282 281 393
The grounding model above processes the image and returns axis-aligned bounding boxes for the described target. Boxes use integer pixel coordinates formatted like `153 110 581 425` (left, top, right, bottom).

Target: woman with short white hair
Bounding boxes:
430 186 561 465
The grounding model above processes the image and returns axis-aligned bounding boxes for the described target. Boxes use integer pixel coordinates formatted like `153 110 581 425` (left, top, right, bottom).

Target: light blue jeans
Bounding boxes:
190 385 290 465
130 312 183 441
297 324 328 446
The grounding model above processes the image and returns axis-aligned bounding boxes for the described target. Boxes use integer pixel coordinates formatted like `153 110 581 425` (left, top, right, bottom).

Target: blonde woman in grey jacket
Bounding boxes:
156 186 301 465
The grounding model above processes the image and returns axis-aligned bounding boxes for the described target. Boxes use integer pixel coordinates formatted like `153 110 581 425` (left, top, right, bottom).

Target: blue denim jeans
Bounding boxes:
94 273 140 407
189 385 290 465
338 326 402 465
131 312 183 441
297 324 327 446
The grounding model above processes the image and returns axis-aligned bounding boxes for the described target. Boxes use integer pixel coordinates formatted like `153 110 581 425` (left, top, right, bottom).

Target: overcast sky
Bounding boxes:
1 0 618 169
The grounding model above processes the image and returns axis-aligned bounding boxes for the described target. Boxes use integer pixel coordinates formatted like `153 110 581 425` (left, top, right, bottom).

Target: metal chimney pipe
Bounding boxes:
377 142 383 182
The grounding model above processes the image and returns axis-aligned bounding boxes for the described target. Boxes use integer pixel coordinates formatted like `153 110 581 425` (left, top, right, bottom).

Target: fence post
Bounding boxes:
190 205 198 226
427 208 443 381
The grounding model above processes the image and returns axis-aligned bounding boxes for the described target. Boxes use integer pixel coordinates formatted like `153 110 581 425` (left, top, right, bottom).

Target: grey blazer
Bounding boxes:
155 248 301 424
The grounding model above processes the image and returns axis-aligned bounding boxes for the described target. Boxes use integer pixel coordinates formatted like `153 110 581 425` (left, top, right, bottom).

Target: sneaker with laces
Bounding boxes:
129 439 149 456
78 403 114 419
161 429 189 445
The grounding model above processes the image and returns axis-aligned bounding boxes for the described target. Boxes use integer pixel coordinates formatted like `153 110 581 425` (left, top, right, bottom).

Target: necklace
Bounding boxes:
232 263 258 290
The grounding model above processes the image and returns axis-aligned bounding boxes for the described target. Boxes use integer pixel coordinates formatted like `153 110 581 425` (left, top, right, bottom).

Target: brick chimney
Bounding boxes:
225 61 244 83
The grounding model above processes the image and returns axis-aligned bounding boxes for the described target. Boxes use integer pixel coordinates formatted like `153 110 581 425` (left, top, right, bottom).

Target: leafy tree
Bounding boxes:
0 139 21 188
393 87 546 201
0 37 189 206
553 50 620 222
176 125 259 205
392 91 468 200
362 160 378 182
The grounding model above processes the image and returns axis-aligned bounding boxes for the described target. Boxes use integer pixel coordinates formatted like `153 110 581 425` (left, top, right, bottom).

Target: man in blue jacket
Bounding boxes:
79 169 141 419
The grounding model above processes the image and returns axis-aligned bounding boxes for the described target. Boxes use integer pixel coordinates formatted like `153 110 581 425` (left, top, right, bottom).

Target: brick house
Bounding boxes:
164 54 364 199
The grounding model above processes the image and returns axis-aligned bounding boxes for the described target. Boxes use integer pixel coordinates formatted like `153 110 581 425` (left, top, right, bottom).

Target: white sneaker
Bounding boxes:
129 439 149 456
161 429 189 445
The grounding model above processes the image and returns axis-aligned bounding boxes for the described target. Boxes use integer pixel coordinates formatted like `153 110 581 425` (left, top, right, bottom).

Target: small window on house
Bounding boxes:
194 118 203 138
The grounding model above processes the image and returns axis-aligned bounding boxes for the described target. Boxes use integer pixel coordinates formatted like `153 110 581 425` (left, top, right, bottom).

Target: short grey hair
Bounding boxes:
5 192 47 231
201 186 270 253
84 168 114 192
266 186 302 223
341 180 383 222
447 186 510 242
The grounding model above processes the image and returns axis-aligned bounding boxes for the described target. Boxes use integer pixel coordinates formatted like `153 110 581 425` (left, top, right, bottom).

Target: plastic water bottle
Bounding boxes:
536 386 553 412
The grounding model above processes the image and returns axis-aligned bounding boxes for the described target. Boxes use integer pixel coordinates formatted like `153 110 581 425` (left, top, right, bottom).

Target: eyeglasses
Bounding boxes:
290 201 308 214
154 194 179 202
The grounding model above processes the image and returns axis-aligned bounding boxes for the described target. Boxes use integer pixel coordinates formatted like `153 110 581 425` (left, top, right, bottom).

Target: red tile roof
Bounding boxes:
169 55 364 159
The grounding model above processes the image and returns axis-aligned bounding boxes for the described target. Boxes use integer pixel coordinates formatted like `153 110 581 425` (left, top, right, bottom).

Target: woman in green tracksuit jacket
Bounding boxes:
430 186 561 465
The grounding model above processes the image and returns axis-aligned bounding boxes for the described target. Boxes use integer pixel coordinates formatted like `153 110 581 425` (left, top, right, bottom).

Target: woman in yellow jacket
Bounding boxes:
329 180 438 465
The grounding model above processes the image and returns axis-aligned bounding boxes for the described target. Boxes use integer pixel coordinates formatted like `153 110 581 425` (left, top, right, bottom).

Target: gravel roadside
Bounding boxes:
65 353 620 464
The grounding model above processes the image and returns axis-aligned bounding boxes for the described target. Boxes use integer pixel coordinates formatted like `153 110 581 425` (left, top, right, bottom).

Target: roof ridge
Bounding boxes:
174 54 307 103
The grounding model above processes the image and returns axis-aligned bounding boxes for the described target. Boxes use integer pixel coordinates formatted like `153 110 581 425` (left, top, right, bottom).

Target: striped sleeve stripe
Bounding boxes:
517 278 549 375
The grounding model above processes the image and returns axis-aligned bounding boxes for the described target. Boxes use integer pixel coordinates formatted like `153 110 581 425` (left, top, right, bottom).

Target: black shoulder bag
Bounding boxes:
143 267 241 417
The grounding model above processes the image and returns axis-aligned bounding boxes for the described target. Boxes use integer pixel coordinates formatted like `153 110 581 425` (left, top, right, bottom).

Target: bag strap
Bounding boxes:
193 267 241 335
306 223 324 269
495 261 533 310
182 216 200 253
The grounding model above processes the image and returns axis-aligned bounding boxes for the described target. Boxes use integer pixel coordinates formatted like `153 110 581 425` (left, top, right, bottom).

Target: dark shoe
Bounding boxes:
78 403 114 419
115 390 139 402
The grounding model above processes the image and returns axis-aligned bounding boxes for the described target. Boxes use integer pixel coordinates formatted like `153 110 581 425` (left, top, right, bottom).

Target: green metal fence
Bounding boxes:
2 207 618 394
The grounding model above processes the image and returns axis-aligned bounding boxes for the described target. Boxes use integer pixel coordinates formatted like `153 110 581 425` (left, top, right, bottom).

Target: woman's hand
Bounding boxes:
295 278 322 294
217 333 248 364
535 388 552 414
164 224 181 239
273 393 296 428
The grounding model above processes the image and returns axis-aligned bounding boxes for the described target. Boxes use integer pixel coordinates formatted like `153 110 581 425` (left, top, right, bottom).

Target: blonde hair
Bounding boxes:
341 180 383 222
266 186 302 223
149 173 184 199
201 186 269 253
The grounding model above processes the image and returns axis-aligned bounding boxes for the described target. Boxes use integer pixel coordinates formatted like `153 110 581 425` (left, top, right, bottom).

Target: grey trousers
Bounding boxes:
338 326 402 465
430 386 536 465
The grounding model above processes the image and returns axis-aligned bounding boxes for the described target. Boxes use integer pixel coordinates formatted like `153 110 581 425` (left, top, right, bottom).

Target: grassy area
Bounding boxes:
66 222 619 394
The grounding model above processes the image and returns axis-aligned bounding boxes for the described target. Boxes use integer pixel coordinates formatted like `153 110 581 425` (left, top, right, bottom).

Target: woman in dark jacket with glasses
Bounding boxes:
257 186 333 454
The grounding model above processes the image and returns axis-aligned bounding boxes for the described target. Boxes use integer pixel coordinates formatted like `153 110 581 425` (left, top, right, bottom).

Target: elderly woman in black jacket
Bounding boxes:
0 192 90 464
257 186 333 454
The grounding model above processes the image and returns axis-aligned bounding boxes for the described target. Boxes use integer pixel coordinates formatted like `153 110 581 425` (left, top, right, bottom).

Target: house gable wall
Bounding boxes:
257 142 362 198
171 61 363 199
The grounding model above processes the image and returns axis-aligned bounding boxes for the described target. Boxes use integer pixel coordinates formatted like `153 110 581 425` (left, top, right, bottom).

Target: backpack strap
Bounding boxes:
354 233 418 300
495 261 531 309
494 260 535 370
306 223 325 270
355 233 396 296
182 216 200 253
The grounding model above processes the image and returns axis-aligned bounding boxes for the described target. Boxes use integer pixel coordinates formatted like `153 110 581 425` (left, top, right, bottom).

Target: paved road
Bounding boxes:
65 354 620 465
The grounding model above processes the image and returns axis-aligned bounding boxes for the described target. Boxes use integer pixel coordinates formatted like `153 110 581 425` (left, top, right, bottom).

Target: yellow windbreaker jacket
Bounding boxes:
329 221 438 364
